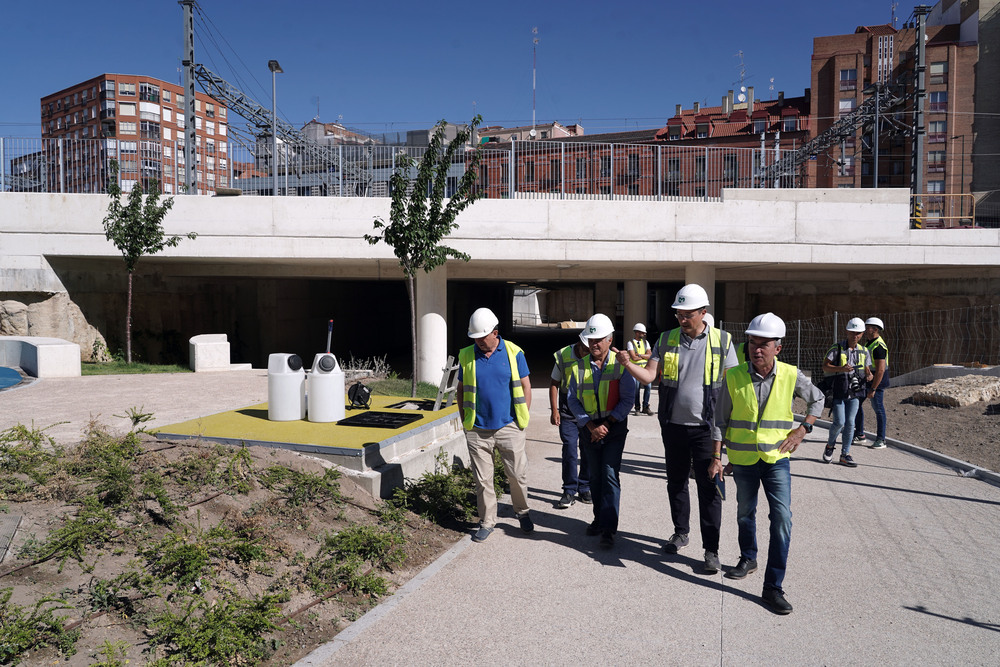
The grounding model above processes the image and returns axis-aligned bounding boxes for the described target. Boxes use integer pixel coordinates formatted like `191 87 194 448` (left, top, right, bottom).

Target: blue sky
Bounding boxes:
2 0 903 137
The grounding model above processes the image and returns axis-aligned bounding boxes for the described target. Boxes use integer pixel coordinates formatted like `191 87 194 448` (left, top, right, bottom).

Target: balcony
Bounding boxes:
139 92 160 103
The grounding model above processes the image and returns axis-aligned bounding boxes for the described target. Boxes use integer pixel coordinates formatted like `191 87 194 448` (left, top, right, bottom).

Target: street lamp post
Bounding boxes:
268 59 283 197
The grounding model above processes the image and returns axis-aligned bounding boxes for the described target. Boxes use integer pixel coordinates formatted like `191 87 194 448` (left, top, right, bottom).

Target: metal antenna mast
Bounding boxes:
532 27 538 138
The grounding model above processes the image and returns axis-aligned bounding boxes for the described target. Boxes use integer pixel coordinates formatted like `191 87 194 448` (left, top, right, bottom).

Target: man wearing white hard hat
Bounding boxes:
567 313 637 548
820 317 873 468
854 317 890 449
626 323 653 415
616 284 738 574
549 337 592 509
457 307 534 543
712 312 824 614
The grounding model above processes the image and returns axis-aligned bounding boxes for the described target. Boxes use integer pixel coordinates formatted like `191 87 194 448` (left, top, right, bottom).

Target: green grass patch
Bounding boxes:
82 361 192 376
368 378 439 399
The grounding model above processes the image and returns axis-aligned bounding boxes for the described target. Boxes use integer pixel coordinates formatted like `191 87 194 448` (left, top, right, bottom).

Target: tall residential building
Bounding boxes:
810 3 981 225
40 74 228 195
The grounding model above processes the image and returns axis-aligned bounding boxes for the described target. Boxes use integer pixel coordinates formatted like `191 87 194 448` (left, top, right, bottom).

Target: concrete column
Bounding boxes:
623 280 647 333
684 264 717 315
415 265 447 386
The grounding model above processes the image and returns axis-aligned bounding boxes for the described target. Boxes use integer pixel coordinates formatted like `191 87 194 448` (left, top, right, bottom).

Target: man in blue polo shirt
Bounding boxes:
457 307 533 543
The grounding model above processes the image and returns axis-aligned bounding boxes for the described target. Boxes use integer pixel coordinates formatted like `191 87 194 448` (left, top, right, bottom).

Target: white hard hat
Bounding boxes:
746 312 786 338
467 307 499 338
702 313 715 328
672 284 710 310
580 313 615 344
633 323 646 333
846 317 866 333
865 317 885 330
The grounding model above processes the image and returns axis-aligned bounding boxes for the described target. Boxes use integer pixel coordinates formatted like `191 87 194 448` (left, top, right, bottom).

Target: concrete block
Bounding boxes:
189 334 251 372
0 336 81 377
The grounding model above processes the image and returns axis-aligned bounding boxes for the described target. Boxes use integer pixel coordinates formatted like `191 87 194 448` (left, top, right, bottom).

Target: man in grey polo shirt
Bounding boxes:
617 284 738 573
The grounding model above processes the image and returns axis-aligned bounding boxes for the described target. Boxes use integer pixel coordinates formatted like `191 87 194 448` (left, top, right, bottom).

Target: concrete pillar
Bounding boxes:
415 266 447 386
684 264 717 316
624 280 647 334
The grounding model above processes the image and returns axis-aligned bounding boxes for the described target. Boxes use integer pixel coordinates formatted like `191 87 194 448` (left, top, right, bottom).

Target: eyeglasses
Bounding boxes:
674 310 702 320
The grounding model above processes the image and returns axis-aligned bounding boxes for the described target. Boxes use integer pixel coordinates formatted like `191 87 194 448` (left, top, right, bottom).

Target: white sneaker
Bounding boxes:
870 439 886 449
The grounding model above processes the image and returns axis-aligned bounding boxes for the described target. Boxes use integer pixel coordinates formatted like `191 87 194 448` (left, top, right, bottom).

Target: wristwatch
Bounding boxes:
799 422 813 434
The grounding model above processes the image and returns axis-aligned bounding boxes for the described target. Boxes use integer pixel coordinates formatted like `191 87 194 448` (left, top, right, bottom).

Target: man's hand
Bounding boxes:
550 410 561 426
778 425 807 454
866 390 875 400
707 457 724 480
614 348 631 366
588 421 608 442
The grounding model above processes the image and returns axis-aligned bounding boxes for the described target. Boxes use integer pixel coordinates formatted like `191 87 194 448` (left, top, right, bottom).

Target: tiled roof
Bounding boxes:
857 24 897 36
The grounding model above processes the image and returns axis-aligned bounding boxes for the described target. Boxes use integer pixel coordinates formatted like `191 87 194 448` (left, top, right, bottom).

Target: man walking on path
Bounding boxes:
457 307 534 543
616 284 738 573
627 323 653 415
568 314 636 548
713 312 824 615
855 316 890 449
549 339 592 509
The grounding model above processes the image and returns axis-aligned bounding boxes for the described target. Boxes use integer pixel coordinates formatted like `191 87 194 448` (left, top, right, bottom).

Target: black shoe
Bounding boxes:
586 520 601 536
517 512 534 534
662 532 689 554
600 531 614 548
724 557 758 580
704 550 720 574
577 491 593 504
762 588 793 614
555 492 576 509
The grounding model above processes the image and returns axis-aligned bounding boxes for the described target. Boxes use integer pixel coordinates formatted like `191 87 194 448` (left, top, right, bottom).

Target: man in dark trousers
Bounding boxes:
549 338 592 508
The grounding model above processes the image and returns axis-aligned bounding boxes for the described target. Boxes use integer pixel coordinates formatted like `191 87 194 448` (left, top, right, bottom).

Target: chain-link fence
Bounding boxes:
720 304 1000 380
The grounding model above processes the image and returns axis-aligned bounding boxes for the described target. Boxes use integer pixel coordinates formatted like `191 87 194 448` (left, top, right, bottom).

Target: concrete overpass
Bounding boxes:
2 189 998 382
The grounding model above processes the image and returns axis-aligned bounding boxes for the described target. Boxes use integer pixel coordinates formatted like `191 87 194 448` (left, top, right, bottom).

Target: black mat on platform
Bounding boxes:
338 411 424 429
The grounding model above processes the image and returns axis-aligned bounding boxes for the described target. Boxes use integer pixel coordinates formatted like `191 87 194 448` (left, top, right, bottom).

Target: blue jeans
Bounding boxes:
828 397 859 455
634 382 651 411
855 375 890 441
581 420 628 534
733 457 792 592
558 409 590 495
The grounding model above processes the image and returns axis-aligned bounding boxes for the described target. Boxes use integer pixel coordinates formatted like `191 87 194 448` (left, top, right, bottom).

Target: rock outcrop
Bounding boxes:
0 293 109 362
911 374 1000 408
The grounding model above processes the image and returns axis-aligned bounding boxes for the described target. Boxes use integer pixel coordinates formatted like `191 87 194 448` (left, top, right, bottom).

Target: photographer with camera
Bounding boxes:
820 318 873 468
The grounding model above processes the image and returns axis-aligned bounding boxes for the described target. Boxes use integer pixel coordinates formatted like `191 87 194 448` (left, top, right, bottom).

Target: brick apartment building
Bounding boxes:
811 1 984 224
40 73 228 195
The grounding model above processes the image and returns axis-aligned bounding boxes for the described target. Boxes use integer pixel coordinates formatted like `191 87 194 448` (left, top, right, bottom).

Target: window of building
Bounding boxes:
667 157 681 182
218 107 226 118
195 99 202 112
176 93 184 107
162 107 172 123
81 89 88 103
575 157 586 179
206 121 215 135
550 159 560 184
929 91 948 112
119 82 136 96
74 92 80 105
840 68 857 91
119 141 137 155
669 126 681 140
782 116 797 132
839 99 856 118
101 80 115 99
928 150 946 172
119 121 137 134
140 121 160 139
139 83 160 102
600 156 611 177
163 127 172 140
217 123 227 137
525 161 535 182
723 155 738 185
695 155 706 181
929 61 948 85
928 120 946 143
696 123 708 138
628 154 640 177
541 131 548 139
162 90 171 103
754 118 767 133
599 186 611 195
139 110 160 122
195 117 202 130
119 102 136 116
206 103 215 118
478 165 489 189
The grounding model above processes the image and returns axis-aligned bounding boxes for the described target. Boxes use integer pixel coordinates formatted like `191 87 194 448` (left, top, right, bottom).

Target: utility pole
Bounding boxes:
180 0 196 194
531 27 538 139
911 5 932 200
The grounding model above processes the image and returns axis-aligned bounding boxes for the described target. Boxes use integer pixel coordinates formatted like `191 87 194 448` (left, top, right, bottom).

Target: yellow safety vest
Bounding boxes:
554 344 581 394
631 338 649 367
827 343 870 370
866 337 889 369
459 340 530 431
656 326 731 422
575 355 627 419
724 361 798 466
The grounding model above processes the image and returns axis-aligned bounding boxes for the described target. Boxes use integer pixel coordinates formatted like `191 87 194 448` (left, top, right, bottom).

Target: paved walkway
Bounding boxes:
3 374 999 664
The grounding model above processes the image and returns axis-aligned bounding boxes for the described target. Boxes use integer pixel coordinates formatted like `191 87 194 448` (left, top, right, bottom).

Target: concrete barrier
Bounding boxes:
188 334 252 372
0 336 81 377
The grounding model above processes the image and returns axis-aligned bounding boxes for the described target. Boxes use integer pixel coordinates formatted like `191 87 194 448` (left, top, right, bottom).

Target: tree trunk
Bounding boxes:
407 274 417 397
126 270 134 364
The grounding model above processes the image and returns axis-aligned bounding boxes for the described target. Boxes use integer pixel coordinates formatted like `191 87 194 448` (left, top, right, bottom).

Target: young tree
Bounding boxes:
103 160 196 363
365 116 483 396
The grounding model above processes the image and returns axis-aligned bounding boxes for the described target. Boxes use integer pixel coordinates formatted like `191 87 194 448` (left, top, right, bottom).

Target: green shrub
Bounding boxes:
0 587 80 663
390 453 477 525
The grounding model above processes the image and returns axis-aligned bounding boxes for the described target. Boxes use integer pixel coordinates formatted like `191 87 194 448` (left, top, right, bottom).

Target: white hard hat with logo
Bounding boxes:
746 312 786 338
633 323 646 333
703 313 715 328
672 284 710 310
467 307 500 338
865 317 885 330
580 313 615 344
846 317 866 333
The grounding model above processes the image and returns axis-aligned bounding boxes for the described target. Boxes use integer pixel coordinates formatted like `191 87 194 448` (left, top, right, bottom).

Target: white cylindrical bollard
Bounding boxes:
267 353 306 421
307 352 346 423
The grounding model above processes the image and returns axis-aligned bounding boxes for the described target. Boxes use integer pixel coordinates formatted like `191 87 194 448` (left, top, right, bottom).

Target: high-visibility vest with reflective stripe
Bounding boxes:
866 336 889 369
631 338 649 367
827 343 870 370
576 355 626 419
554 344 581 394
656 326 731 423
459 340 530 430
724 361 798 466
736 342 747 362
